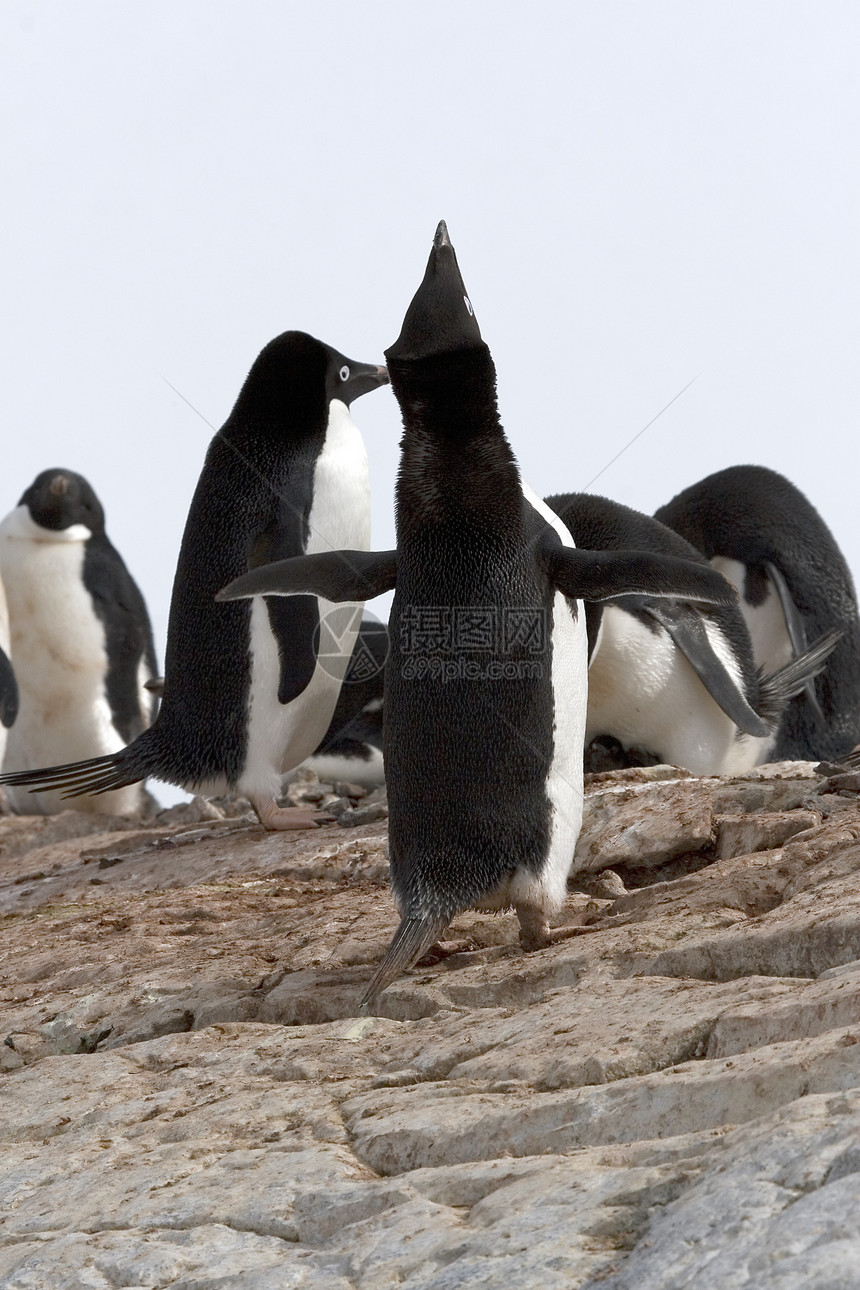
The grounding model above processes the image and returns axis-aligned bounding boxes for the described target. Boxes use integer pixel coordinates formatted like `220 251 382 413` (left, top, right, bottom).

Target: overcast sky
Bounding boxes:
2 2 858 804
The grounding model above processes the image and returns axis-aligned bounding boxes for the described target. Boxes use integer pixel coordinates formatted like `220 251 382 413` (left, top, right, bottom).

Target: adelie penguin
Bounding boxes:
656 465 860 762
547 492 840 775
218 221 738 1005
0 335 388 825
0 469 156 816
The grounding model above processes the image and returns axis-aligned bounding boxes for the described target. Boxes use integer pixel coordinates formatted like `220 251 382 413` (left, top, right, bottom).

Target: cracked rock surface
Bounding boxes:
1 763 859 1287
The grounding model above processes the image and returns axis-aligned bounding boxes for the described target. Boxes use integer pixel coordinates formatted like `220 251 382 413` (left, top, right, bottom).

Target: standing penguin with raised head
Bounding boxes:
655 465 860 761
218 222 737 1003
0 469 156 815
0 334 388 825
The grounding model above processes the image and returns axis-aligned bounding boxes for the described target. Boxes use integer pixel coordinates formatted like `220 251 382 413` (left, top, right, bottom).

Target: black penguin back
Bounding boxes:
383 226 558 922
151 332 334 786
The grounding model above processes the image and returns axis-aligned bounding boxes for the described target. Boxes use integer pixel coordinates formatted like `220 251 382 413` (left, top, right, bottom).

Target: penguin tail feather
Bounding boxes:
757 629 842 725
359 914 451 1011
0 746 148 799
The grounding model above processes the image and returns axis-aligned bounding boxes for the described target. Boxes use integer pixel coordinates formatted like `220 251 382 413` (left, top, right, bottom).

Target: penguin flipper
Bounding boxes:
543 541 736 608
0 646 19 729
217 550 398 605
359 914 451 1011
764 560 826 722
757 630 842 725
636 600 771 737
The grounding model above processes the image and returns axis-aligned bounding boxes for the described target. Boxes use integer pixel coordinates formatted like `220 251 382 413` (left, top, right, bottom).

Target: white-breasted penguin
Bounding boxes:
217 222 738 1004
655 465 860 761
547 492 839 775
0 334 388 826
0 469 156 815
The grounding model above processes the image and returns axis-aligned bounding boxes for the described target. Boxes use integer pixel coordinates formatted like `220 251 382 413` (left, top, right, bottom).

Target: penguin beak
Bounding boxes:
339 362 389 406
434 220 452 249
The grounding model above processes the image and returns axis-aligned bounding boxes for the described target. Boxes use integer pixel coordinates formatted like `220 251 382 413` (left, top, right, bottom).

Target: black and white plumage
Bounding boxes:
0 575 19 772
548 492 840 775
0 469 156 815
305 616 387 786
218 222 737 1004
656 465 860 761
0 335 388 826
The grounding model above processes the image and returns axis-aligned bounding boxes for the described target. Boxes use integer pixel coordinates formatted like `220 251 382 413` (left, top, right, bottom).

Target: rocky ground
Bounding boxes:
1 762 859 1288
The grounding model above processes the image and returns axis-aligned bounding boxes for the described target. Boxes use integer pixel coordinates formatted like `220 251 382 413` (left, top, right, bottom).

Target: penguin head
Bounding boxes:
19 469 105 534
386 221 484 362
234 331 388 429
322 346 390 409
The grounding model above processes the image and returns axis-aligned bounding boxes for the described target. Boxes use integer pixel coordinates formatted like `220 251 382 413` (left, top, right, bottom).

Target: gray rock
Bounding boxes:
714 810 822 859
576 778 714 871
2 765 860 1287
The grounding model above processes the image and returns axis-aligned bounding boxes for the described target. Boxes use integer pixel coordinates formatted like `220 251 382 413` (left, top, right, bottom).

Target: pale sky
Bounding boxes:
2 2 858 804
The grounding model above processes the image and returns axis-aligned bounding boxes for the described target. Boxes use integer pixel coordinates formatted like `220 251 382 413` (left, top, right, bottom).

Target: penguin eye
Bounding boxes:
464 296 474 316
339 365 350 382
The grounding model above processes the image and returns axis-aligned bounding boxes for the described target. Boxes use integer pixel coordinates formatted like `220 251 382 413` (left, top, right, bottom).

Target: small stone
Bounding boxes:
334 801 389 828
820 771 860 796
332 782 368 800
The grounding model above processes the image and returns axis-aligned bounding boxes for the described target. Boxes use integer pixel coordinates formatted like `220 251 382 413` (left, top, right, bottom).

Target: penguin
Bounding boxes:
0 574 19 774
0 469 156 815
546 492 840 775
655 465 860 761
0 334 389 826
217 221 737 1005
305 615 387 786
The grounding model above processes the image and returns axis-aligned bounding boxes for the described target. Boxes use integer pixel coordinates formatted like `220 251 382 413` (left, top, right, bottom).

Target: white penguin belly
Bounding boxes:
485 483 588 917
239 401 371 801
302 745 385 788
711 556 794 675
0 507 142 815
586 605 772 775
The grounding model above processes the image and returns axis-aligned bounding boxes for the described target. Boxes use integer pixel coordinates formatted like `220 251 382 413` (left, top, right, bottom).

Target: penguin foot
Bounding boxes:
252 799 334 830
415 938 476 966
516 905 552 951
517 905 600 952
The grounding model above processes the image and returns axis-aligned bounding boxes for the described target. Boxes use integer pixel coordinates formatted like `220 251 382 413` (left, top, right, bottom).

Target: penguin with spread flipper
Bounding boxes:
218 223 737 1001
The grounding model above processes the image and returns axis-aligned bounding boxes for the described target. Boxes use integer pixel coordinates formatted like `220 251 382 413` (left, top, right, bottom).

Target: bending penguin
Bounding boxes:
656 465 860 761
0 334 388 826
0 469 156 815
218 221 737 1004
547 492 840 774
